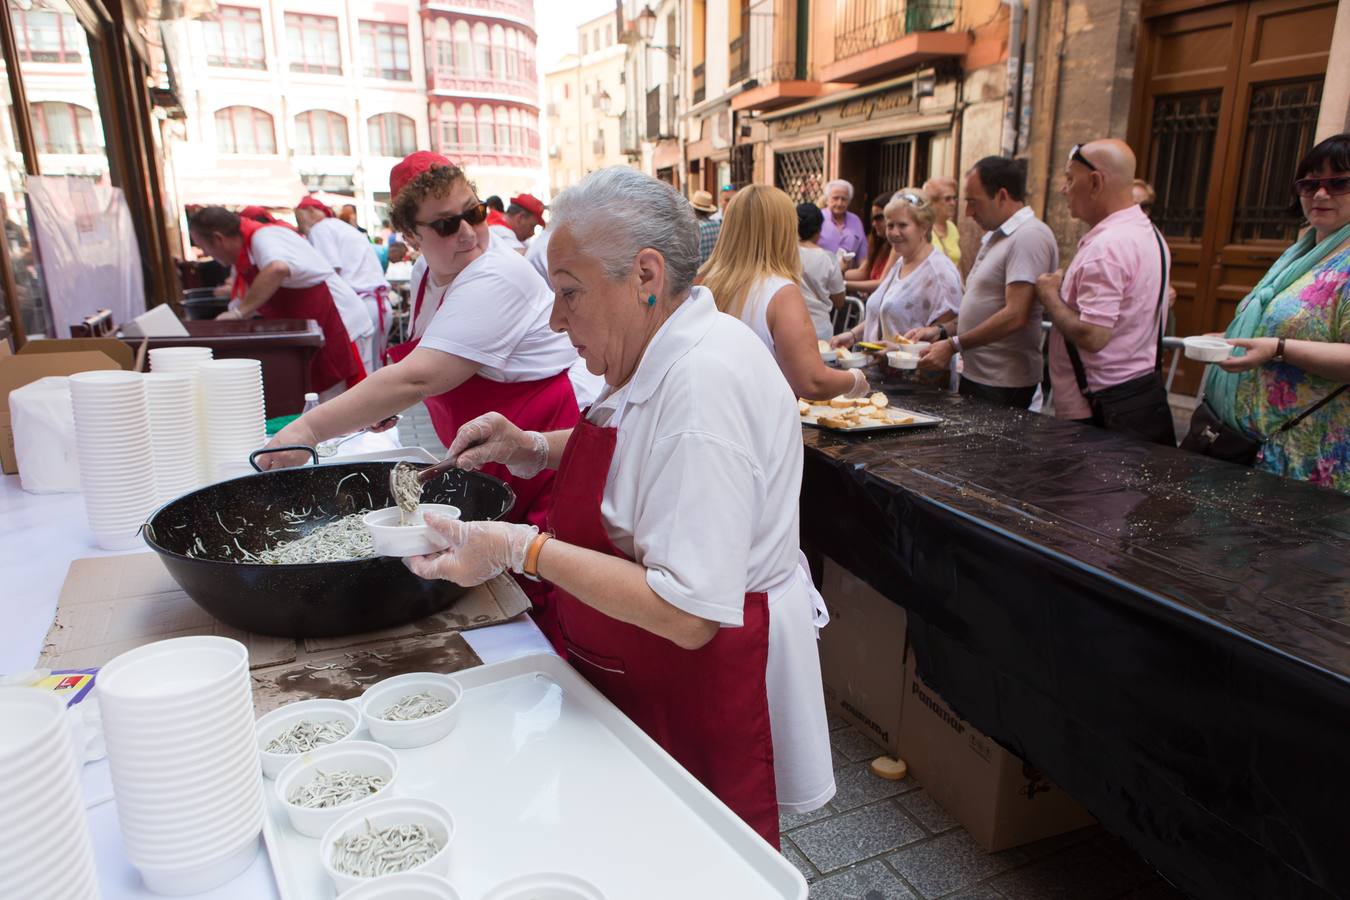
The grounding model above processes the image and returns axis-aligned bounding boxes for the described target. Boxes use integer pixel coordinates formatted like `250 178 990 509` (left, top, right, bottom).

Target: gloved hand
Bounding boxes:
843 368 870 399
405 513 538 586
446 412 550 478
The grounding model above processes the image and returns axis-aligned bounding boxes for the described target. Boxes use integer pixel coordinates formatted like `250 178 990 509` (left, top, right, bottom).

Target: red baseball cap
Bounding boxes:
390 151 454 201
510 193 546 223
295 196 334 217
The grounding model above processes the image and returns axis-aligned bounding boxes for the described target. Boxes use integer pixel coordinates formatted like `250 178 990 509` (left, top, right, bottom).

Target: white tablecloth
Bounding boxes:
0 431 556 898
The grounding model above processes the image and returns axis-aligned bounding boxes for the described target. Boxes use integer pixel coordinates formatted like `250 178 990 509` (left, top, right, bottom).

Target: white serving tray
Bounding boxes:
801 405 943 433
262 653 807 900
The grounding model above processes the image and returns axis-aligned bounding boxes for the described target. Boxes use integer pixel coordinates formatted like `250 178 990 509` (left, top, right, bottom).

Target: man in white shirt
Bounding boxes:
296 196 389 370
487 193 546 253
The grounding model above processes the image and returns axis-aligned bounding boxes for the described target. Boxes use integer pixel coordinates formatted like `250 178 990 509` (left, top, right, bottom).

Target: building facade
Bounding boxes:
543 10 629 198
160 0 543 232
421 0 542 201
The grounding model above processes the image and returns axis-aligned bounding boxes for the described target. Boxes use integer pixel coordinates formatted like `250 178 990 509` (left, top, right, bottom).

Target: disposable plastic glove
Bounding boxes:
405 512 538 586
446 412 550 478
843 368 870 399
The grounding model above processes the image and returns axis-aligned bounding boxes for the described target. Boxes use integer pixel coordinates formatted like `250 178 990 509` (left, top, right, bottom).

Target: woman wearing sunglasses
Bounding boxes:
264 153 593 629
1190 133 1350 491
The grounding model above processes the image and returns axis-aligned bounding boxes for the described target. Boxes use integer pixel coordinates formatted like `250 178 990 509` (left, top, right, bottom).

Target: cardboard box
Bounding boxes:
0 349 123 473
17 337 138 371
40 553 532 713
899 651 1096 852
817 558 908 756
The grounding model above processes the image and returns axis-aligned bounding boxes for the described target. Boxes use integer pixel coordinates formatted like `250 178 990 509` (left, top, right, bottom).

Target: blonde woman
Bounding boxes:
699 185 868 401
831 189 961 348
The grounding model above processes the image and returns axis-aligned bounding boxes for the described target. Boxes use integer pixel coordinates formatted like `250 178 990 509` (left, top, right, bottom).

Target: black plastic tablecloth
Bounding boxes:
798 384 1349 900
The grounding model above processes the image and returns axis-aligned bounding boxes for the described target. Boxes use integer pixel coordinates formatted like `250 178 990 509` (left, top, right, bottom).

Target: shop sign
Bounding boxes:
771 86 918 138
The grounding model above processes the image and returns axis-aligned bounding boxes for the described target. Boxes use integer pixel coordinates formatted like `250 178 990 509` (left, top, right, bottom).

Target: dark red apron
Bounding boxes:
544 411 780 848
389 270 581 643
236 220 363 393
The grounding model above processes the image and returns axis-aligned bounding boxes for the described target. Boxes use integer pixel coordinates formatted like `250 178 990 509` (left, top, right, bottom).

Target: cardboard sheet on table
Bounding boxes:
40 553 529 676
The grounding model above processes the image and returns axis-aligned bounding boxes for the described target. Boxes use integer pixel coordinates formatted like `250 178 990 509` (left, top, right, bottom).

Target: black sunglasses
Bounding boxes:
415 201 488 237
1293 175 1350 198
1069 143 1097 173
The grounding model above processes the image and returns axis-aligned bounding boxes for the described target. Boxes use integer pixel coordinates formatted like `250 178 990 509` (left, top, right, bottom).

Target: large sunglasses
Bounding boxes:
1293 175 1350 198
415 201 488 237
1069 143 1097 172
895 191 927 207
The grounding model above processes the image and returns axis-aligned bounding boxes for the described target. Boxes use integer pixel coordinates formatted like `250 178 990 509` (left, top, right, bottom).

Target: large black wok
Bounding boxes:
143 453 515 637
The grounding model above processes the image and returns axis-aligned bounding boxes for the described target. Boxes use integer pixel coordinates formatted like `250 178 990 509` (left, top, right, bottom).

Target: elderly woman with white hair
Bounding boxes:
408 167 835 848
817 179 869 272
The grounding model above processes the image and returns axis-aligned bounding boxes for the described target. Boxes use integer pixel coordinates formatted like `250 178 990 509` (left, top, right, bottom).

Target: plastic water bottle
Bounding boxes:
302 392 319 414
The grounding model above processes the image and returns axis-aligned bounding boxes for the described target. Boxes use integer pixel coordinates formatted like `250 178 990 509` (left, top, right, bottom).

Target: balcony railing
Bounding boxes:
748 0 804 85
592 135 605 155
619 111 639 155
692 62 706 104
425 0 535 28
729 33 749 85
833 0 956 59
430 68 537 101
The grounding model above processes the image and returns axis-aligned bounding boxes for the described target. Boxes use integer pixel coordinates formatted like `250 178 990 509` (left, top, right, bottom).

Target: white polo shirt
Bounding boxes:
415 244 599 405
307 218 388 297
249 225 373 340
489 224 524 252
584 286 834 813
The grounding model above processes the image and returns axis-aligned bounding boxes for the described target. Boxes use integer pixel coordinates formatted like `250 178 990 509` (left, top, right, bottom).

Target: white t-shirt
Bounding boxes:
585 287 833 812
307 218 388 296
416 244 587 385
248 226 373 339
798 245 845 340
525 225 551 287
736 274 794 355
488 224 524 252
863 249 962 342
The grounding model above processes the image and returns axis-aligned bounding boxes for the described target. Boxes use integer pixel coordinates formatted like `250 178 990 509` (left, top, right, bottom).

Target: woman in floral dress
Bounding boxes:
1207 133 1350 492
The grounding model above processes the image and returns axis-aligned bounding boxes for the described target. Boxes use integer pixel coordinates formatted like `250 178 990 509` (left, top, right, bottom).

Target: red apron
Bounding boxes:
545 410 780 848
236 220 363 393
389 271 581 642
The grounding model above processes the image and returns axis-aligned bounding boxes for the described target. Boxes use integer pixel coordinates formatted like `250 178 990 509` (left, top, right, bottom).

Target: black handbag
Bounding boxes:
1063 228 1177 447
1180 386 1347 466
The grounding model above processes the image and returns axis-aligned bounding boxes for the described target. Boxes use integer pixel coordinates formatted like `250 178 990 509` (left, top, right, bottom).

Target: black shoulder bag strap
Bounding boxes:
1063 226 1169 399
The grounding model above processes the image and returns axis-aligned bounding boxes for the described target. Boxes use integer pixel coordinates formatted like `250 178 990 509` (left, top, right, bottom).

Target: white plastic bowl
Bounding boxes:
481 873 607 900
338 872 463 900
1183 335 1235 363
835 354 868 369
886 351 918 370
319 797 455 894
360 673 462 749
256 698 363 779
97 636 248 706
134 831 260 896
275 741 398 838
363 505 461 558
819 348 838 363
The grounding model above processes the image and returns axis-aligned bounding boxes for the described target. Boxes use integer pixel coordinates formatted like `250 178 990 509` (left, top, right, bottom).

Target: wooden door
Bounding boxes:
1131 0 1335 391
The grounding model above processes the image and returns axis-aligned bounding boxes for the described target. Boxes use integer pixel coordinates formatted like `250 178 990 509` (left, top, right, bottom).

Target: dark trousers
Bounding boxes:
959 376 1037 410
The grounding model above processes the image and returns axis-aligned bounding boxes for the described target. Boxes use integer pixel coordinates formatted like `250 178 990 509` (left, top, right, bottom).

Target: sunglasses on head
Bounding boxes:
415 201 488 237
895 192 927 207
1293 175 1350 198
1069 143 1097 173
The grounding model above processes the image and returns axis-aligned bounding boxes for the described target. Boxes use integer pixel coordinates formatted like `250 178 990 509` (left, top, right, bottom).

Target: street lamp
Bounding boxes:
598 89 613 116
636 4 678 58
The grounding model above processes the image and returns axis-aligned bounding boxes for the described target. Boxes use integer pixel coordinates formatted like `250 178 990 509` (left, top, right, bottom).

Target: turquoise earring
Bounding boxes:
646 293 657 307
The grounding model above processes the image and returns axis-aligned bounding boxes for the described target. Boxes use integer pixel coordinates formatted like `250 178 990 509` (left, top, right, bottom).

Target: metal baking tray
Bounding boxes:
801 404 943 433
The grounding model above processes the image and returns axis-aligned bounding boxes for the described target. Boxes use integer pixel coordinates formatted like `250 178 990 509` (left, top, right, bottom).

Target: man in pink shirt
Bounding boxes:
1037 139 1176 445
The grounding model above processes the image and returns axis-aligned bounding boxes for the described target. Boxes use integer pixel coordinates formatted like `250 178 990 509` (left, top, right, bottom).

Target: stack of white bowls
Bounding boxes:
99 636 264 896
197 359 266 480
69 370 159 550
144 371 206 501
0 688 100 900
148 346 213 375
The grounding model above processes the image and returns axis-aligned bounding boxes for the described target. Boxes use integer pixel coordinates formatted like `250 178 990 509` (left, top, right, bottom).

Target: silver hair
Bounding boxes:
824 179 854 201
549 167 700 296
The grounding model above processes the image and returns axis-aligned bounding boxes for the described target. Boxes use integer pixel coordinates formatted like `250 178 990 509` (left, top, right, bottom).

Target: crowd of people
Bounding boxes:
173 131 1349 852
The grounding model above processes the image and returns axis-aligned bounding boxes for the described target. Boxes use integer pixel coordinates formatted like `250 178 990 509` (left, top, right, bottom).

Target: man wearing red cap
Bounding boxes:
296 195 390 370
487 193 545 254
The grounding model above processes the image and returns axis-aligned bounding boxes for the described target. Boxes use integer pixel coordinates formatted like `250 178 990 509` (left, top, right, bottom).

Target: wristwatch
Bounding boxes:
1274 337 1286 362
937 324 949 341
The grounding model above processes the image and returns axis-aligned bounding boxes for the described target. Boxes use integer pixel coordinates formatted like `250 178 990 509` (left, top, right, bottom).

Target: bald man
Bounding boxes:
1036 139 1176 445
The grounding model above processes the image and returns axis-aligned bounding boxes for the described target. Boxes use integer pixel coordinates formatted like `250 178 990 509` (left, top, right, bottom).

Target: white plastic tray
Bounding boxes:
262 653 807 900
801 405 943 433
